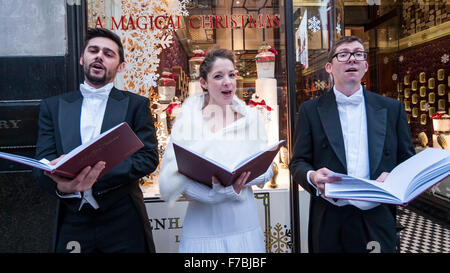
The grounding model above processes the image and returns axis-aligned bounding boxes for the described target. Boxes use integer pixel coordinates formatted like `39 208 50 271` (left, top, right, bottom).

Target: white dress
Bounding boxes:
159 94 273 253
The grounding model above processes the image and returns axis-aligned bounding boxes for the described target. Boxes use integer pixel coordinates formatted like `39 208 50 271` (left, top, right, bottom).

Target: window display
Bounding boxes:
84 0 449 252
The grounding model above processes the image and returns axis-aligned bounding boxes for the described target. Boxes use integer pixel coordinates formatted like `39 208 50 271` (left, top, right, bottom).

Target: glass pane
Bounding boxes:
87 0 291 253
0 0 67 56
293 0 340 109
351 0 450 218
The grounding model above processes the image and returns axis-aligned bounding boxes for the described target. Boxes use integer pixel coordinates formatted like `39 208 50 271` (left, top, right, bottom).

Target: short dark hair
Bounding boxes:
328 36 365 63
83 28 125 63
199 49 235 81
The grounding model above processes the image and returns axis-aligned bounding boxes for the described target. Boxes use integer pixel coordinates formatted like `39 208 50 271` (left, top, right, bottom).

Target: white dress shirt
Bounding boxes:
308 85 379 210
56 82 113 210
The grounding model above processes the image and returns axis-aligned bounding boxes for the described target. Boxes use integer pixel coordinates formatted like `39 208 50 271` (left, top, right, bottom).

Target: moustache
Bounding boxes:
90 62 106 70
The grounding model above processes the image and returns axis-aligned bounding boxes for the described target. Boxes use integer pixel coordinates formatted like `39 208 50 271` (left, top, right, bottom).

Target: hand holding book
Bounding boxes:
213 171 251 195
375 172 389 182
0 122 143 180
44 154 106 194
324 148 450 205
310 167 342 194
173 140 285 188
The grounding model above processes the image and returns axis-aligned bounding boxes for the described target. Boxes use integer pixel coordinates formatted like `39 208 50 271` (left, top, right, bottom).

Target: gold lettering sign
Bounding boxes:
428 107 436 118
437 69 444 81
419 72 426 83
428 78 435 89
428 92 435 104
420 86 427 97
95 14 282 30
404 88 411 98
438 99 445 110
412 108 419 117
438 84 446 96
412 80 418 91
420 114 427 125
420 100 427 111
412 94 419 104
149 217 183 230
404 75 410 85
0 120 22 129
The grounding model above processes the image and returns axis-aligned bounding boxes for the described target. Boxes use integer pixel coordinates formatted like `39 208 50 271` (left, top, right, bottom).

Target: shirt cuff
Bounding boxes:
55 190 82 199
306 170 321 197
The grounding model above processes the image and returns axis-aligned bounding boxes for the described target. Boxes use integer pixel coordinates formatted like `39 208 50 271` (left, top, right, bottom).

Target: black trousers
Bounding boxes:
55 195 148 253
316 203 397 253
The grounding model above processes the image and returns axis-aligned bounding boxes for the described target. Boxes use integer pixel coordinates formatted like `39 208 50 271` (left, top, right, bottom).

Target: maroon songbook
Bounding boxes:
0 122 143 179
173 140 285 187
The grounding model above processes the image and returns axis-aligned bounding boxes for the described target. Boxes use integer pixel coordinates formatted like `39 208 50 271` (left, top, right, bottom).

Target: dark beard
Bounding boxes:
84 65 107 85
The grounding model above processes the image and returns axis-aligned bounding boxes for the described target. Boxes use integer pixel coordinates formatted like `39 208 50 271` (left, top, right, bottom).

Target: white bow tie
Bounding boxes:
335 92 363 106
80 83 113 100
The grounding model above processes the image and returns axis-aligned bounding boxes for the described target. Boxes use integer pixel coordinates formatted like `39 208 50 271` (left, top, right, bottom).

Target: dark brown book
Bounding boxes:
0 122 143 179
173 140 285 187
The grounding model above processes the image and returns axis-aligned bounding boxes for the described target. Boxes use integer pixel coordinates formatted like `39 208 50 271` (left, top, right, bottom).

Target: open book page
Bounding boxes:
173 140 285 187
325 174 402 203
0 122 142 179
404 160 450 201
0 151 55 171
326 148 450 204
174 140 286 173
382 148 450 200
233 140 286 170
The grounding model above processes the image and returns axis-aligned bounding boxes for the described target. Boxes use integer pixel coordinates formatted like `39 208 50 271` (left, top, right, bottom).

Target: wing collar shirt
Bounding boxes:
56 82 113 210
308 85 379 210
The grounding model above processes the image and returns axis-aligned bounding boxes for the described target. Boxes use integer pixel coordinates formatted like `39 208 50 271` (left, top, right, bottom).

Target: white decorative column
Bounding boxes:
255 78 279 148
188 81 204 97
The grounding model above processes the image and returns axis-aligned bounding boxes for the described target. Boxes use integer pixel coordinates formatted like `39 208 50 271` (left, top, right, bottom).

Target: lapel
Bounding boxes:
364 89 387 178
58 87 129 153
100 87 129 133
317 90 347 171
58 92 83 154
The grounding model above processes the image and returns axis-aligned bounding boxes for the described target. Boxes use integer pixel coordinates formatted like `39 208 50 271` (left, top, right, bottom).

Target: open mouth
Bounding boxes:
90 62 105 72
345 68 358 72
221 90 233 96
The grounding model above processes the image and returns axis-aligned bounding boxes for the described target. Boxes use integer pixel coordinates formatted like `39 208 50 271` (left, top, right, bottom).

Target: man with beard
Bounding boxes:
33 28 159 252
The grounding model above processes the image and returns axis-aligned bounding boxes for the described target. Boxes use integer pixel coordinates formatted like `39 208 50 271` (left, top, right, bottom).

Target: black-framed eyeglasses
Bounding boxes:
332 51 368 62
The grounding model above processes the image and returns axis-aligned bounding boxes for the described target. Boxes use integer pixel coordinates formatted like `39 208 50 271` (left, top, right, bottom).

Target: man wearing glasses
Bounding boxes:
289 36 414 252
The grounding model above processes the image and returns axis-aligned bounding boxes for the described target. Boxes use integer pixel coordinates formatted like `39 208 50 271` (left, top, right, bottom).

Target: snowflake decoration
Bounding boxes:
441 54 449 64
116 0 189 93
160 34 173 49
265 223 291 253
383 57 389 64
399 55 404 62
308 16 321 32
424 103 431 112
407 41 413 47
314 80 326 90
336 24 341 34
392 74 398 81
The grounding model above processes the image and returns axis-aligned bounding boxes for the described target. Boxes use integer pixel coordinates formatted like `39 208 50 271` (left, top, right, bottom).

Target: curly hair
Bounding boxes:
199 49 235 81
